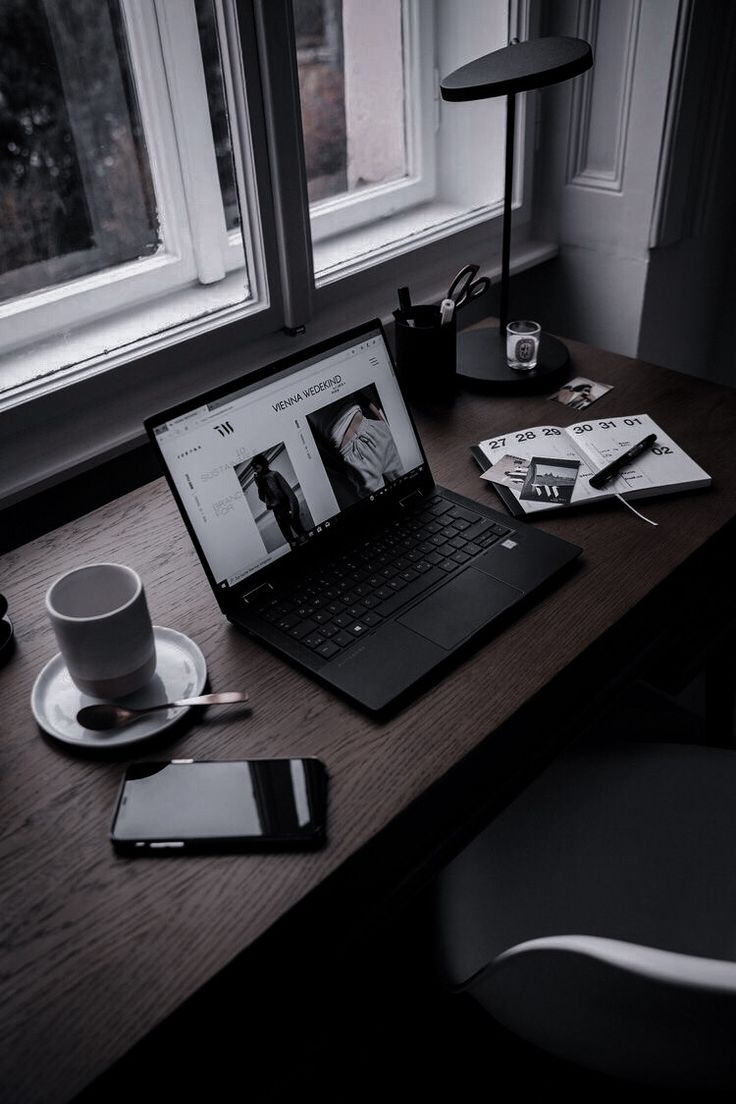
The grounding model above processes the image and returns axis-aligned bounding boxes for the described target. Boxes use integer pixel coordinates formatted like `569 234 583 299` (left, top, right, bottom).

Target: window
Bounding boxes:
0 0 264 393
0 0 160 302
295 0 435 243
295 0 521 283
2 0 536 504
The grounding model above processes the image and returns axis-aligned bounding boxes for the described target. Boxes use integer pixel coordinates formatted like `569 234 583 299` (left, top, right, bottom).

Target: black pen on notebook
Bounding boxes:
589 433 657 489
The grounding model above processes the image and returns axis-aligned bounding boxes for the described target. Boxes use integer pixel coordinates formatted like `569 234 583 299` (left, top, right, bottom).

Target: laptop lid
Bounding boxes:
145 319 433 604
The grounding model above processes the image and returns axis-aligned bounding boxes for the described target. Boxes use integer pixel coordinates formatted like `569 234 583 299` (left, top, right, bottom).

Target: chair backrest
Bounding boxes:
469 935 736 1090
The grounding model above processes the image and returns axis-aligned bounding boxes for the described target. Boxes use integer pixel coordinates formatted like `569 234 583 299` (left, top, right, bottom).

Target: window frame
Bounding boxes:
306 0 437 244
0 0 263 360
155 0 248 281
0 0 547 513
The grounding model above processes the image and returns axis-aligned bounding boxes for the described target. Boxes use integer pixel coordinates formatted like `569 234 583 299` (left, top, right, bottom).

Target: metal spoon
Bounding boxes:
76 691 250 731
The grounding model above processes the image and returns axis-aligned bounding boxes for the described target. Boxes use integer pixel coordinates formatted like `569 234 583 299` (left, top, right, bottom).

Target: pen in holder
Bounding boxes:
392 303 457 400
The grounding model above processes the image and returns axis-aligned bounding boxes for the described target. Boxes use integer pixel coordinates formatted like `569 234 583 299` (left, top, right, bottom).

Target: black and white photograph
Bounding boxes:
5 3 736 1102
548 376 613 410
519 456 580 504
307 383 404 508
234 444 314 552
484 452 530 491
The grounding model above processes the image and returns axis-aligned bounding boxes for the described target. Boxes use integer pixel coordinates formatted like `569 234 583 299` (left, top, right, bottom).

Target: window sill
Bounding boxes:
0 237 558 515
314 200 509 285
0 270 259 410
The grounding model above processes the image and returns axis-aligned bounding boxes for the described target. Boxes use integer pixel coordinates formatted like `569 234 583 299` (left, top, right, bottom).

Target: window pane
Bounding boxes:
0 0 159 303
0 0 265 398
194 0 241 232
295 0 407 205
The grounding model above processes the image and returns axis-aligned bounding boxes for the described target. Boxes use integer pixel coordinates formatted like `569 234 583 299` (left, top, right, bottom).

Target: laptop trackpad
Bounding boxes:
398 568 523 651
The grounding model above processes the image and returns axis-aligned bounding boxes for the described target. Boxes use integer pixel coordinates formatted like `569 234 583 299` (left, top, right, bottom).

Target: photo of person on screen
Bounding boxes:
251 452 308 547
307 384 404 508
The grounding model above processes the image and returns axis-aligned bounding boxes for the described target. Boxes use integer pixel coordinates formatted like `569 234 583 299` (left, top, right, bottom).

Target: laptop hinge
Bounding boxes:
243 582 273 605
399 490 424 509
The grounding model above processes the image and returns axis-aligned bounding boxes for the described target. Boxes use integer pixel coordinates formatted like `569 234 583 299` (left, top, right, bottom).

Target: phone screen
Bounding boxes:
110 758 328 853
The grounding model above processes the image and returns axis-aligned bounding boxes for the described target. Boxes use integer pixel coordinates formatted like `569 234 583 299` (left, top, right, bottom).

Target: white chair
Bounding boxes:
432 741 736 1090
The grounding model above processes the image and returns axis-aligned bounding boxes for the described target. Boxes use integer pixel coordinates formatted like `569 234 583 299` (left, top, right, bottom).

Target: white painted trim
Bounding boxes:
121 0 197 266
313 1 534 282
566 0 641 193
314 198 509 285
214 0 249 274
648 0 693 248
0 0 545 508
0 0 201 356
0 0 270 388
154 0 230 284
0 272 262 409
309 0 436 243
0 238 558 510
220 0 270 311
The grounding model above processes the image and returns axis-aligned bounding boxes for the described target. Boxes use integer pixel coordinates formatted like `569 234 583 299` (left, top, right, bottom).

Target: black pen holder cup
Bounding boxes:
392 305 457 401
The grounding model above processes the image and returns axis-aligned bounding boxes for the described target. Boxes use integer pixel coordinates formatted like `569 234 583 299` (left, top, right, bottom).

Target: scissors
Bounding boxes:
446 263 490 309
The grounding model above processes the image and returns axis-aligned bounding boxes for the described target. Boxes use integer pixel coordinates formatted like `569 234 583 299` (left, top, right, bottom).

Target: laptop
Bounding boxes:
145 319 582 714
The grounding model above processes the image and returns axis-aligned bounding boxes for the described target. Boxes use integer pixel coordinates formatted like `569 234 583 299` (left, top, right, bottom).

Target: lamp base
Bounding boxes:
456 327 570 392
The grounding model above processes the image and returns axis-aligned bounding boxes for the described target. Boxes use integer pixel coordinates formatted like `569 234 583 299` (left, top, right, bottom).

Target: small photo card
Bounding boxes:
519 456 580 505
481 453 530 490
548 376 612 410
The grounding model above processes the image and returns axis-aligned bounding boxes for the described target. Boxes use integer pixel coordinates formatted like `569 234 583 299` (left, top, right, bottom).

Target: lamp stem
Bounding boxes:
499 91 516 334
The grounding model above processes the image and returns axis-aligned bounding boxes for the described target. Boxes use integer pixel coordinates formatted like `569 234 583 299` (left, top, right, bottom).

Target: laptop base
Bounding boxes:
234 485 581 715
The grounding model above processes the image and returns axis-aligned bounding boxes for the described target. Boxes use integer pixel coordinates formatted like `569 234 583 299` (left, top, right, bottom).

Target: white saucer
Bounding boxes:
31 626 207 750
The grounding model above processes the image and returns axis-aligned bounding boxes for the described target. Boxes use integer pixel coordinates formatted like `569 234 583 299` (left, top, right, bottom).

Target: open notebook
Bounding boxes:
471 414 711 517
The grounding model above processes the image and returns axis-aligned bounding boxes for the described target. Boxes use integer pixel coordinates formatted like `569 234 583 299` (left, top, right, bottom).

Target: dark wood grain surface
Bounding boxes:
2 332 735 1104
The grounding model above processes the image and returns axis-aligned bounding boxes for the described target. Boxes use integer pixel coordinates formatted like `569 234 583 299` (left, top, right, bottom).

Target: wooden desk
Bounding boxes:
2 335 735 1104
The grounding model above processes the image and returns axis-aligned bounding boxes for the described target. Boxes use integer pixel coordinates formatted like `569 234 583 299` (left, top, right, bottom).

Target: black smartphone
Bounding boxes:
110 757 328 854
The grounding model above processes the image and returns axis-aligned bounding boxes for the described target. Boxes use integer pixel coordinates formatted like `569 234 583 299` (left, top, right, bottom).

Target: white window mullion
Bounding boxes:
308 0 435 244
213 0 248 275
120 0 197 277
403 0 436 198
153 0 231 284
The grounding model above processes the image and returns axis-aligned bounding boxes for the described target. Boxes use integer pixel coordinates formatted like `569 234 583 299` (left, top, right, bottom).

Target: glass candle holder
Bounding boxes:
506 320 541 371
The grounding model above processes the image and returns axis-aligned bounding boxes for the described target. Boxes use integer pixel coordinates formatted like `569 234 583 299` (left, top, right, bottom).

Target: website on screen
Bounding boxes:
154 331 425 586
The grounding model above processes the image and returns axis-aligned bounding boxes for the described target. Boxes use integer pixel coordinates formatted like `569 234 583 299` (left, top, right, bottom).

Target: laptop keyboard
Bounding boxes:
247 495 513 660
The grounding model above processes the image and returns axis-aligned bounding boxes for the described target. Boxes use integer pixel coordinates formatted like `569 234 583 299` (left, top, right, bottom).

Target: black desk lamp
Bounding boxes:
441 36 593 391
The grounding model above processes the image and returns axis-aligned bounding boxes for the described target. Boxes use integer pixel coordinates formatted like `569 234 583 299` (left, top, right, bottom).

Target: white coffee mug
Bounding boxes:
45 563 156 698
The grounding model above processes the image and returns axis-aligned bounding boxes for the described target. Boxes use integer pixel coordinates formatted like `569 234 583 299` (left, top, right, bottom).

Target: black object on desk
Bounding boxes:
446 264 490 310
589 433 657 489
110 758 329 854
146 317 583 715
440 37 593 392
393 302 457 399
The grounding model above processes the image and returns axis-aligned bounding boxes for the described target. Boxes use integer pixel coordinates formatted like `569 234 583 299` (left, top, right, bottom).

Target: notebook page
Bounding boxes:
568 414 711 497
478 425 600 513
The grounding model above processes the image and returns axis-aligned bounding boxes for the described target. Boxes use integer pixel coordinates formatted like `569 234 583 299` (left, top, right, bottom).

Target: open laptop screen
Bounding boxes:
150 325 426 589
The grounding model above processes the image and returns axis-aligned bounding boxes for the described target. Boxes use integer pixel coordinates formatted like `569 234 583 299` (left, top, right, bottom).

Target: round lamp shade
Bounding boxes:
441 36 592 101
